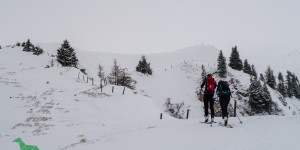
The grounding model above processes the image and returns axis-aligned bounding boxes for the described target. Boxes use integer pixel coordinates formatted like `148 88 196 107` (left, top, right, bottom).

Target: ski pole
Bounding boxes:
229 104 242 124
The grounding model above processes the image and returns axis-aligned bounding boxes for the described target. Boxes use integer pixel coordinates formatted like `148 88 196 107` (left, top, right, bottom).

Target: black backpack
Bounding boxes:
218 81 231 96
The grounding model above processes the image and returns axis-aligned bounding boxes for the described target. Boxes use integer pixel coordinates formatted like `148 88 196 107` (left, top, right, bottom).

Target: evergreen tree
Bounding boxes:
201 65 207 78
229 46 243 71
286 71 293 97
33 46 43 56
262 83 272 114
57 40 78 67
265 66 276 89
259 73 265 82
243 59 252 75
249 78 263 113
21 42 26 47
297 85 300 99
251 64 257 80
23 39 34 52
291 73 300 98
16 42 21 46
217 50 227 78
108 59 136 89
136 55 152 75
118 68 136 89
98 64 105 80
108 59 121 85
277 72 286 97
249 78 270 114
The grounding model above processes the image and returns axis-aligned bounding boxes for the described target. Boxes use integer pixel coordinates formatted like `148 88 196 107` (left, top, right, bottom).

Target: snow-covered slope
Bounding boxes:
1 44 300 150
240 45 300 78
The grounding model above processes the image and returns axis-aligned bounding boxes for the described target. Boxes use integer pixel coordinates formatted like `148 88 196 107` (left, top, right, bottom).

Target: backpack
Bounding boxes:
219 81 231 96
206 77 215 94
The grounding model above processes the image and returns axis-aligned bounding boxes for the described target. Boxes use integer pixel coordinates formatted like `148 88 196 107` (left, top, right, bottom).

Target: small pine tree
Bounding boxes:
107 59 136 89
277 72 286 97
259 73 265 82
291 73 300 98
33 46 43 55
229 46 243 71
136 55 152 75
23 39 34 52
16 42 21 46
286 71 293 97
21 42 26 47
249 78 270 114
217 50 227 78
98 64 105 80
251 64 257 80
243 59 252 75
201 65 207 78
108 59 121 85
57 40 78 67
118 68 136 89
249 78 263 113
265 66 276 89
262 83 272 114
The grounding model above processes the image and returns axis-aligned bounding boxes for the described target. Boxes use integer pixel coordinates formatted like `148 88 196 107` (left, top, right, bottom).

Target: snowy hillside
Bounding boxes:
240 45 300 78
1 44 300 150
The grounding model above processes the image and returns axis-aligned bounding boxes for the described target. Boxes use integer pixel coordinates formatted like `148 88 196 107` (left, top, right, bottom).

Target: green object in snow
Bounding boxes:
13 138 40 150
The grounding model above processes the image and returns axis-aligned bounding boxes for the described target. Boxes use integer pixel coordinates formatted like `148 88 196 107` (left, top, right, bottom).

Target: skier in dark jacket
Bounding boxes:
201 74 217 123
216 80 231 126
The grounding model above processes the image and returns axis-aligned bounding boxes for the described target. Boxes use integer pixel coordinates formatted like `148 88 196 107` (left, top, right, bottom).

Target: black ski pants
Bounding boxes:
204 93 214 118
219 95 230 119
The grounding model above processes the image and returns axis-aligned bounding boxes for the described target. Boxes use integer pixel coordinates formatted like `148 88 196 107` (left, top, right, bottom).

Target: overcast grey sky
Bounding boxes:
0 0 299 54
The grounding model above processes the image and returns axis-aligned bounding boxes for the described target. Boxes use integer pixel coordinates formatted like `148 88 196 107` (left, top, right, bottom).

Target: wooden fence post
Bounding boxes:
186 109 190 119
160 113 163 120
112 86 114 93
234 101 237 117
92 78 94 85
122 87 125 95
87 77 88 83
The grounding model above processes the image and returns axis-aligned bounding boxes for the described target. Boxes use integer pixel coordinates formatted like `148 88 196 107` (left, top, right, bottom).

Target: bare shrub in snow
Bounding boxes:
164 98 189 119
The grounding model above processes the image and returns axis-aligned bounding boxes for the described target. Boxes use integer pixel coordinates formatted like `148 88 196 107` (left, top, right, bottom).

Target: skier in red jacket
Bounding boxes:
201 74 217 123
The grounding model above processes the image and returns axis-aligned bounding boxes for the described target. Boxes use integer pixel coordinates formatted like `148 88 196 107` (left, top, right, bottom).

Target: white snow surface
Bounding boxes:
1 45 300 150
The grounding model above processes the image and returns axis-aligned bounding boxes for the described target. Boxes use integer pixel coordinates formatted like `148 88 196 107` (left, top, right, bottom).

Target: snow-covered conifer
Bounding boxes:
118 68 136 89
259 73 265 82
229 46 243 71
251 64 257 80
21 42 26 47
265 66 276 89
217 50 227 78
108 59 121 85
57 40 78 67
33 46 43 56
277 72 286 97
98 64 105 80
243 59 252 75
23 39 34 52
249 78 270 114
136 55 152 75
